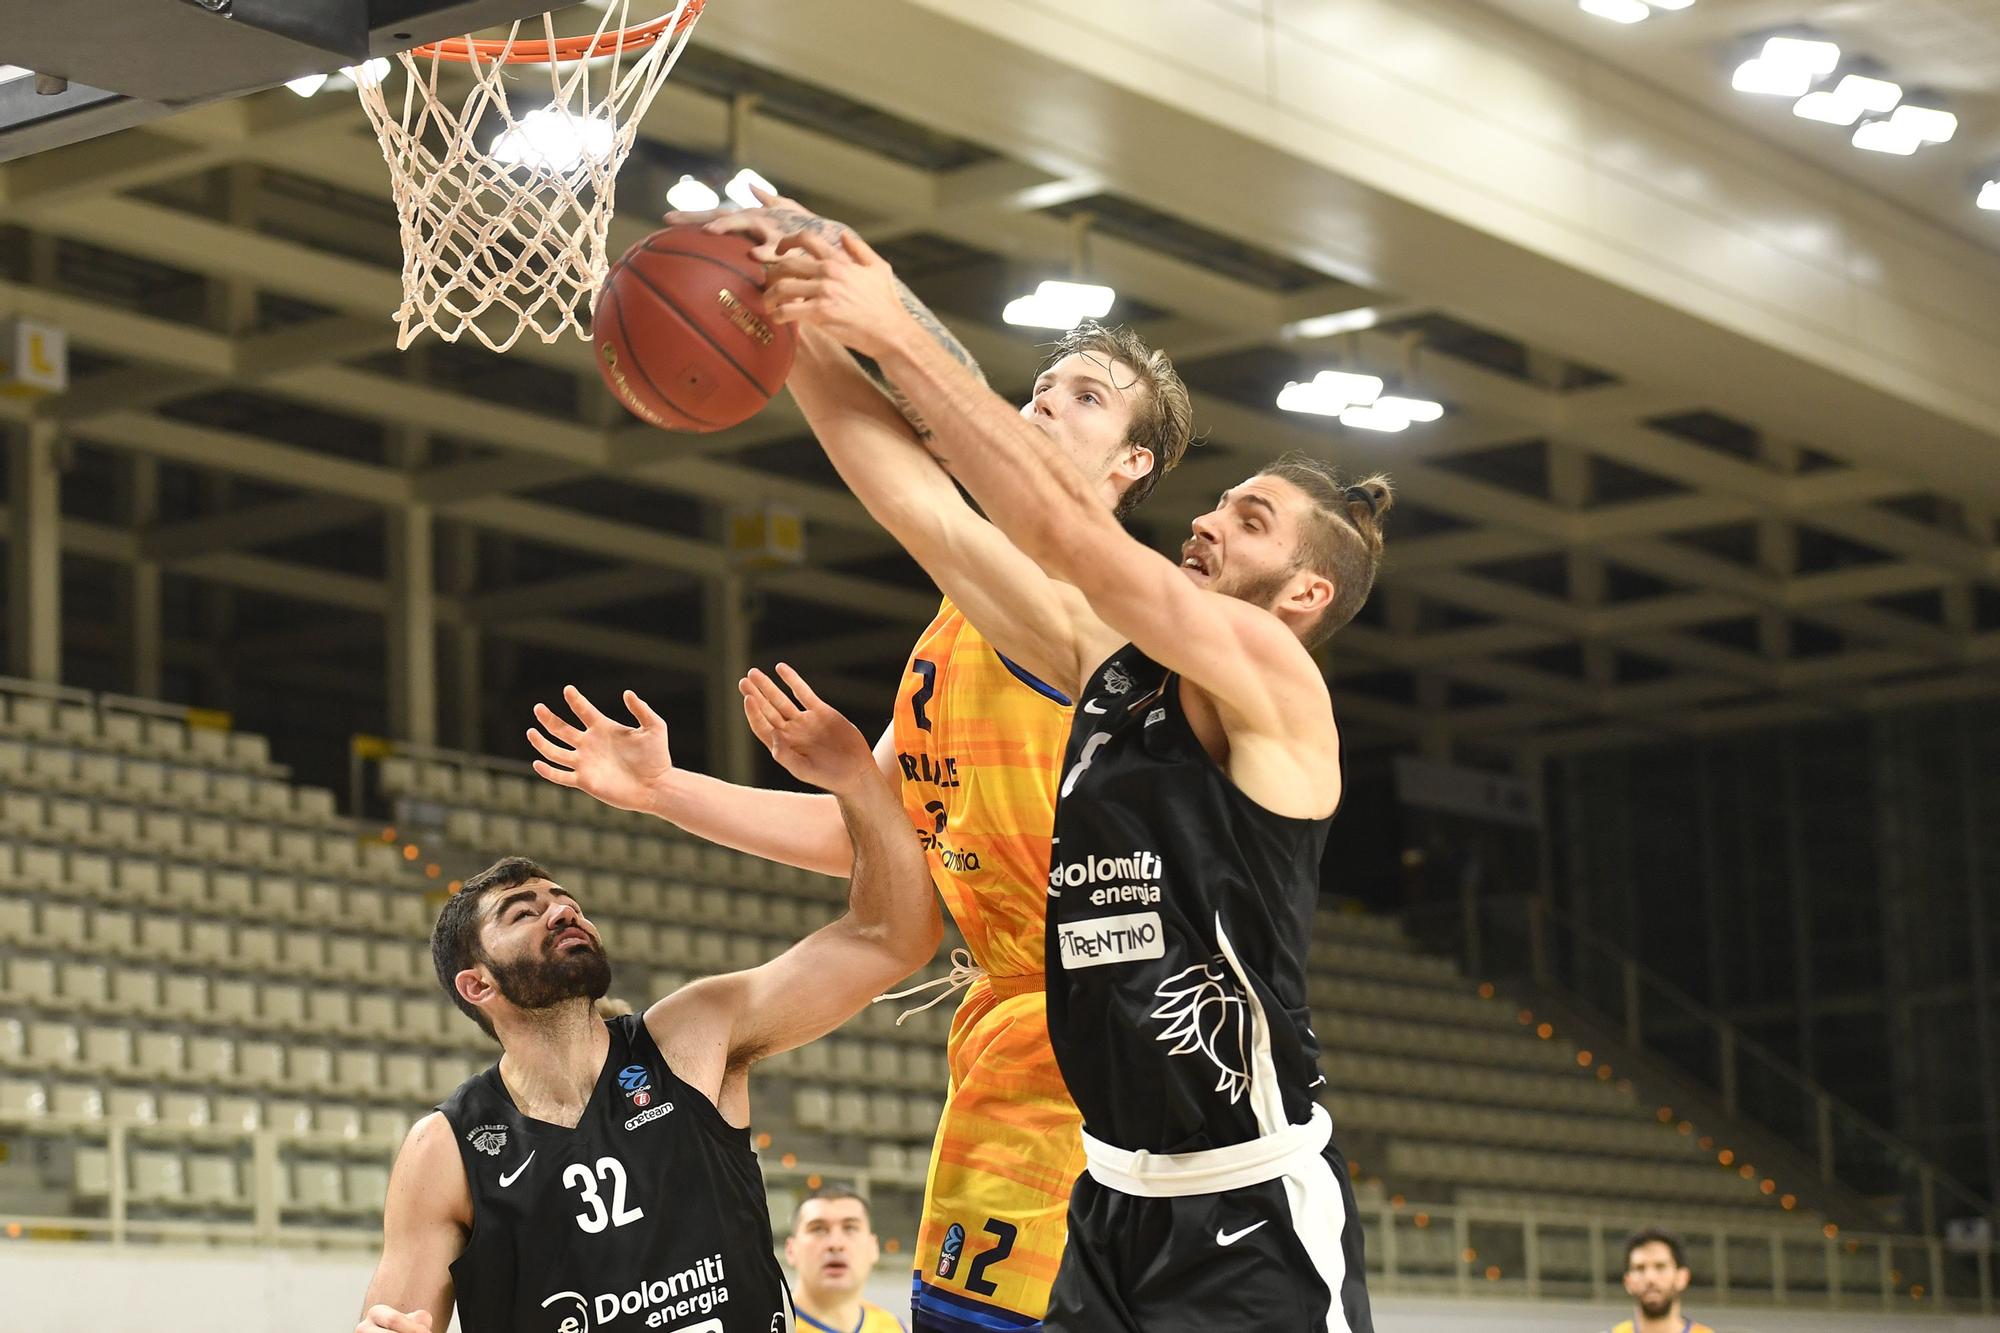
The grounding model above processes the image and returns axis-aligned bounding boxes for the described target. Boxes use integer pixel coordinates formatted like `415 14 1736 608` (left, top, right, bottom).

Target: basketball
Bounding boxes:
592 225 796 433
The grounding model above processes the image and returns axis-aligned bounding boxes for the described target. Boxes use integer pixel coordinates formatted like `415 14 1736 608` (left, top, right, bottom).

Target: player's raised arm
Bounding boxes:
765 231 1326 746
527 683 886 879
645 664 941 1109
356 1112 467 1333
782 318 1099 694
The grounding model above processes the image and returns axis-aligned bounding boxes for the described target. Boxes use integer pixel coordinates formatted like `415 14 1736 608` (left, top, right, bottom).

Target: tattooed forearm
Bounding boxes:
755 207 987 430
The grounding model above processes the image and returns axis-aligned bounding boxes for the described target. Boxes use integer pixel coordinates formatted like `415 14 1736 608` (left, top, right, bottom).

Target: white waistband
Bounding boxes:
1081 1104 1334 1198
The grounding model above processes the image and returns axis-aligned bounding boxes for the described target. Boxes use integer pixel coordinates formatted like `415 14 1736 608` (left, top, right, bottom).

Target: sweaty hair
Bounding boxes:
1624 1226 1689 1272
431 856 553 1038
791 1183 872 1232
1254 453 1393 648
1039 321 1193 521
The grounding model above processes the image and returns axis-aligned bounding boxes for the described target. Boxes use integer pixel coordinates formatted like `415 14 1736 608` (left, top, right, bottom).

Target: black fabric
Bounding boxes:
439 1013 789 1333
1042 1144 1374 1333
1045 644 1329 1153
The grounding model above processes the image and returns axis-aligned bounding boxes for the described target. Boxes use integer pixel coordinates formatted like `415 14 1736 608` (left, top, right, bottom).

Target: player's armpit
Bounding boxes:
359 1112 466 1331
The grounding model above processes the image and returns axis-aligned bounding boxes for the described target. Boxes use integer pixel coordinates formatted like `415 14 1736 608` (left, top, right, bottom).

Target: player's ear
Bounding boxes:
456 965 497 1015
1117 441 1154 489
1286 568 1335 617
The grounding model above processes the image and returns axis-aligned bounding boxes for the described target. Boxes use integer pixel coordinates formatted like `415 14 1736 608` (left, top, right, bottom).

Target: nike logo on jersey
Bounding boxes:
1217 1220 1268 1247
1083 699 1107 714
500 1151 536 1187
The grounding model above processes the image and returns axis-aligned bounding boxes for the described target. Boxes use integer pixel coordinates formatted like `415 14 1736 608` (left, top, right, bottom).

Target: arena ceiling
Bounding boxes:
1 0 1998 765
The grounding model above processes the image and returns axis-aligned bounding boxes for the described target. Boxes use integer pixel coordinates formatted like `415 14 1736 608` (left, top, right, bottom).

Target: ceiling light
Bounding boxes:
1759 36 1840 77
490 108 616 174
1313 369 1385 406
1890 103 1957 144
1002 280 1116 330
666 174 721 212
1792 91 1860 125
723 167 776 209
341 57 392 90
1978 180 2000 212
1733 60 1814 98
1647 0 1696 8
1282 307 1381 340
1852 118 1921 156
1339 406 1411 433
1277 382 1345 417
285 73 330 97
1374 395 1445 423
1833 74 1901 113
1579 0 1650 23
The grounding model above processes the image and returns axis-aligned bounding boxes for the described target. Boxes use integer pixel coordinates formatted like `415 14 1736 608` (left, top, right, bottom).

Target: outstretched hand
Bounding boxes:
527 685 675 816
357 1306 433 1333
665 183 841 264
764 228 911 360
740 664 877 797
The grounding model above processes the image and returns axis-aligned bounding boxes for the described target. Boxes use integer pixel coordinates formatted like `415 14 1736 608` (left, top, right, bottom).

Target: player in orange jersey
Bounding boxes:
530 193 1192 1333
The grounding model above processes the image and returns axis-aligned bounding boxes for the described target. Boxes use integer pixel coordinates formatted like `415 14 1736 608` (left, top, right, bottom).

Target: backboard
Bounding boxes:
0 0 566 162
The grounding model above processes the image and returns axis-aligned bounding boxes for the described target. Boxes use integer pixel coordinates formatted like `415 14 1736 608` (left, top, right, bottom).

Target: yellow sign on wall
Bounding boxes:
0 320 68 397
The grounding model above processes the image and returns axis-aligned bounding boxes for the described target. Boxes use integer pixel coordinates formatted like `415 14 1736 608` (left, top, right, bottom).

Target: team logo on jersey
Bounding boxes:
1145 707 1166 727
1150 960 1251 1104
618 1064 654 1108
1057 910 1165 969
542 1289 590 1333
1102 663 1133 696
936 1222 965 1279
466 1123 509 1156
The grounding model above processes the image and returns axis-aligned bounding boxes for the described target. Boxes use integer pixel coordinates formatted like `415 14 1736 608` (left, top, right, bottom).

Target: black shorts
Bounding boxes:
1043 1144 1373 1333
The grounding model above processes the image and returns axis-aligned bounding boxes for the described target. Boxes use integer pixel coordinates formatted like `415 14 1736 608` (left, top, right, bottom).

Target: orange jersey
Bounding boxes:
892 599 1073 978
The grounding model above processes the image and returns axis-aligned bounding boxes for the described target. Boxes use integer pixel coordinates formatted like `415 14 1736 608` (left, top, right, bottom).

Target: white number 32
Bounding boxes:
564 1157 645 1233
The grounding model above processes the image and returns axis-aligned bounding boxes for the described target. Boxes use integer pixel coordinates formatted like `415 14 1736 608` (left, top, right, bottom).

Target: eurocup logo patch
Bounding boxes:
936 1222 965 1279
618 1064 653 1108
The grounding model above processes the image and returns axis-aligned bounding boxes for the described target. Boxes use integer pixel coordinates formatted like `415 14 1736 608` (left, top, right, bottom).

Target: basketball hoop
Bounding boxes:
354 1 706 352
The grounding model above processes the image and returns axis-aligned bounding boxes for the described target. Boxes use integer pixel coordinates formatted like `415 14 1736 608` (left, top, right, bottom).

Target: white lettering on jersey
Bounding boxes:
1057 910 1165 969
1060 731 1112 798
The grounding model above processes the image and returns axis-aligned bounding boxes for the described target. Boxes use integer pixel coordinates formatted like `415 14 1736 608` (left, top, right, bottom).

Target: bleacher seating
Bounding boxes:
0 689 1846 1284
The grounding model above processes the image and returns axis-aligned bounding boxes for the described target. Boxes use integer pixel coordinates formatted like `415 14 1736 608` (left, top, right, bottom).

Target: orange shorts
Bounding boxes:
910 973 1083 1331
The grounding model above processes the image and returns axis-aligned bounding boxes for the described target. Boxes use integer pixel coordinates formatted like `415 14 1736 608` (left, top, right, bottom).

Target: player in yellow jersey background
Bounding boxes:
1605 1229 1716 1333
535 191 1192 1332
789 1187 909 1333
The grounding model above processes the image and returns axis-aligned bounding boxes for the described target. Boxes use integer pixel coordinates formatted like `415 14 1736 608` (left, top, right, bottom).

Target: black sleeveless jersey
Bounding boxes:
1045 644 1333 1154
438 1014 790 1333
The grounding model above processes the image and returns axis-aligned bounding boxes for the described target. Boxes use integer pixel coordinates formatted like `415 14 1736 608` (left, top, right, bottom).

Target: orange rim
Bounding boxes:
412 1 705 64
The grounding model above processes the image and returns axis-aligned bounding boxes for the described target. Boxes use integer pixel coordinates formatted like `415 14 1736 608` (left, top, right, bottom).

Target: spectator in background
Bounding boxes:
788 1185 906 1333
1607 1228 1715 1333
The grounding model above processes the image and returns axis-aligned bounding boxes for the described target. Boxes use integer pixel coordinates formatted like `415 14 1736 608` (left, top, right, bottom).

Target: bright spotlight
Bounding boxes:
1793 91 1861 126
1852 118 1921 156
1002 280 1116 330
1978 180 2000 212
1374 395 1445 423
1312 369 1385 407
1890 103 1957 144
491 108 616 174
667 175 721 212
286 73 330 97
341 57 392 90
1339 406 1412 433
1833 74 1902 113
724 167 777 209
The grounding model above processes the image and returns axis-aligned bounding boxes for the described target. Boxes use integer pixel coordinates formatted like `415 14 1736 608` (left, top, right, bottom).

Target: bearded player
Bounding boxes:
530 194 1191 1333
357 667 938 1333
761 229 1385 1330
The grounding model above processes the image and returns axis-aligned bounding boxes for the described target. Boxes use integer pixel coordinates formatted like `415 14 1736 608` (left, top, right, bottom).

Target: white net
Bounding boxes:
354 1 704 352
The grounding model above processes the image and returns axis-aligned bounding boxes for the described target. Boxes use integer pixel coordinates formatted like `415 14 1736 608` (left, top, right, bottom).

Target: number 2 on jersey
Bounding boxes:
564 1157 645 1233
911 658 938 732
